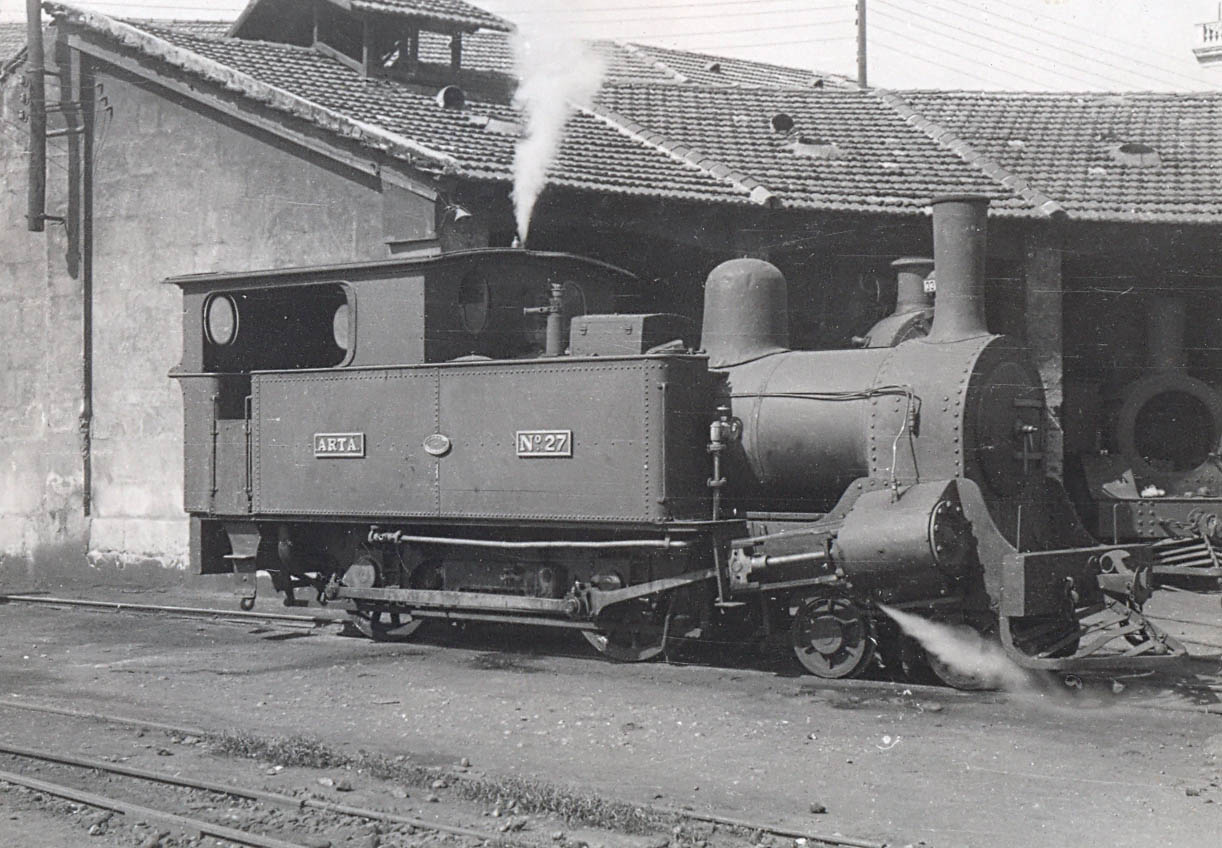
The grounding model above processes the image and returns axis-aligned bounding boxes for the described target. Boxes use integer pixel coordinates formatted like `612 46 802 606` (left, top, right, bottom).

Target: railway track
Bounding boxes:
0 738 524 848
0 699 888 848
0 593 346 632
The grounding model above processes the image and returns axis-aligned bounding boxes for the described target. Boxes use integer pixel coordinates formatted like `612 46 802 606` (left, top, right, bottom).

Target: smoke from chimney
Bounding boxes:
510 20 605 246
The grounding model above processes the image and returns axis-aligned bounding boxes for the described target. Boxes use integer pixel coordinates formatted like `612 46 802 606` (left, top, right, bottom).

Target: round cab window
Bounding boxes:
458 272 490 333
333 302 351 351
205 294 238 346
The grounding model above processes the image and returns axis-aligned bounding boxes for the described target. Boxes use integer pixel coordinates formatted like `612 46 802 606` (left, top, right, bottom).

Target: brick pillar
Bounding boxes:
1023 226 1064 481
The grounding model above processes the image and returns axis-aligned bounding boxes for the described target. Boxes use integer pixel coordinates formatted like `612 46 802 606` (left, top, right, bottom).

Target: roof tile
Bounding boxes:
44 4 1222 224
348 0 512 32
901 90 1222 224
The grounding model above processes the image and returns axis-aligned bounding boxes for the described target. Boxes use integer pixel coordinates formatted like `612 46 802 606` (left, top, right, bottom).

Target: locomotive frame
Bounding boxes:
167 196 1185 686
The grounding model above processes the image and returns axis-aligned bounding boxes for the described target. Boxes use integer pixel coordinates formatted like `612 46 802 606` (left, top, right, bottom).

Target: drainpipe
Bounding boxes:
26 0 46 232
56 33 93 515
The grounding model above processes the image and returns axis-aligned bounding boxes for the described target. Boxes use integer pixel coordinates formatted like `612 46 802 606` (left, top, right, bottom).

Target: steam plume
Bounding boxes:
879 604 1034 691
510 20 605 245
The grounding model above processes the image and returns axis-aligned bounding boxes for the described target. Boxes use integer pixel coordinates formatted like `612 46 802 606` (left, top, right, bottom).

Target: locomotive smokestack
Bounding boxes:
926 195 989 343
890 256 934 316
701 258 790 368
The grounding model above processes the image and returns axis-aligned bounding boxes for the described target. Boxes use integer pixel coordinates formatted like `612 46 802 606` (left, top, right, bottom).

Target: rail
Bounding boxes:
0 594 343 628
0 767 308 848
0 741 522 846
0 699 896 848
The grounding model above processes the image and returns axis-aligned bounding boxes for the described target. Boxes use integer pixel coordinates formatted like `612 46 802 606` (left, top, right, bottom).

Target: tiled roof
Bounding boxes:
413 31 679 83
621 43 853 89
900 90 1222 224
349 0 511 32
411 30 845 88
593 85 1010 215
44 4 1222 225
90 13 754 206
131 19 233 39
63 7 1014 216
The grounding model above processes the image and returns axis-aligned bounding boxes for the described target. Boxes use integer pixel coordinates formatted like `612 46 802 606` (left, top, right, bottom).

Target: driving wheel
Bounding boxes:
791 596 875 679
582 598 669 662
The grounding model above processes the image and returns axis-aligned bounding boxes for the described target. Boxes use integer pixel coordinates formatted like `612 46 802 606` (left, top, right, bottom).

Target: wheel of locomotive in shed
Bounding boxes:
790 595 876 679
582 595 673 662
348 606 424 642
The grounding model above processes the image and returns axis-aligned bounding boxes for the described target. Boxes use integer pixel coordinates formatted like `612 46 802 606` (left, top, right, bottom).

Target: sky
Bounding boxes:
1 0 1219 91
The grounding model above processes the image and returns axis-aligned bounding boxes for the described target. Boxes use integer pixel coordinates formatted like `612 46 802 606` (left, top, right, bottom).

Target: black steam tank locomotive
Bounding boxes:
1073 294 1222 589
169 196 1183 684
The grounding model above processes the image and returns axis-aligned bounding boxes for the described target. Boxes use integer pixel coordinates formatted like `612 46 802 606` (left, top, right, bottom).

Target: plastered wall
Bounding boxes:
2 60 436 577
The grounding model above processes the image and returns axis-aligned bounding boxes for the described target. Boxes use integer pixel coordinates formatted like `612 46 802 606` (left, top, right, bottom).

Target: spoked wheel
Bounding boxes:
348 606 424 642
896 615 1002 691
791 596 875 679
923 646 993 691
582 599 670 662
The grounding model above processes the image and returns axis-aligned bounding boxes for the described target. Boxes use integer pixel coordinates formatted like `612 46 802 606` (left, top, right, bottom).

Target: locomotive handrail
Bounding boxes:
367 528 690 550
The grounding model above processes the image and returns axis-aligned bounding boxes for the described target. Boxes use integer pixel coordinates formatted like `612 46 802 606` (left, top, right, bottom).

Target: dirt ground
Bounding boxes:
1 576 1220 848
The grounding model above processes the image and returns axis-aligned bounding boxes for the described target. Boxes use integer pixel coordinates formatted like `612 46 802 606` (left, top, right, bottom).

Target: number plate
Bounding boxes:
516 430 573 458
313 432 365 458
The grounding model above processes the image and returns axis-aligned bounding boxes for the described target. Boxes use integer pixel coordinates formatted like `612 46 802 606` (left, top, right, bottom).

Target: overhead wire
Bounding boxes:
494 0 852 15
872 0 1125 91
537 10 852 28
23 1 239 12
606 19 854 39
54 0 846 17
33 0 1214 91
58 1 853 39
933 0 1212 89
666 32 853 51
869 23 1058 90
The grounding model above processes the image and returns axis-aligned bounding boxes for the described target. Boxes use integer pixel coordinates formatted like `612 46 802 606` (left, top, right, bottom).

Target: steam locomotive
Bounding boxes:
168 196 1184 686
1070 294 1222 589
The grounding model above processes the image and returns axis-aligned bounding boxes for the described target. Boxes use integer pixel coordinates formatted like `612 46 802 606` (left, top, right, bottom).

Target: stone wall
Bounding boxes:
0 60 89 574
1 58 437 579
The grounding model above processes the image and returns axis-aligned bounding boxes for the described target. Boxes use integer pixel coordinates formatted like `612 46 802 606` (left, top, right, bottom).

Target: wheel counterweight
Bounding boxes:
791 596 875 678
582 599 670 662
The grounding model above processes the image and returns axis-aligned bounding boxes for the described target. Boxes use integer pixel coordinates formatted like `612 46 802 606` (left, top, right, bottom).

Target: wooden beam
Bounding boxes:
314 40 363 74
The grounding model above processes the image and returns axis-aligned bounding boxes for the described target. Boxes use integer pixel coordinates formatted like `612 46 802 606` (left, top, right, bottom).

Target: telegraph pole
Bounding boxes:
856 0 868 88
